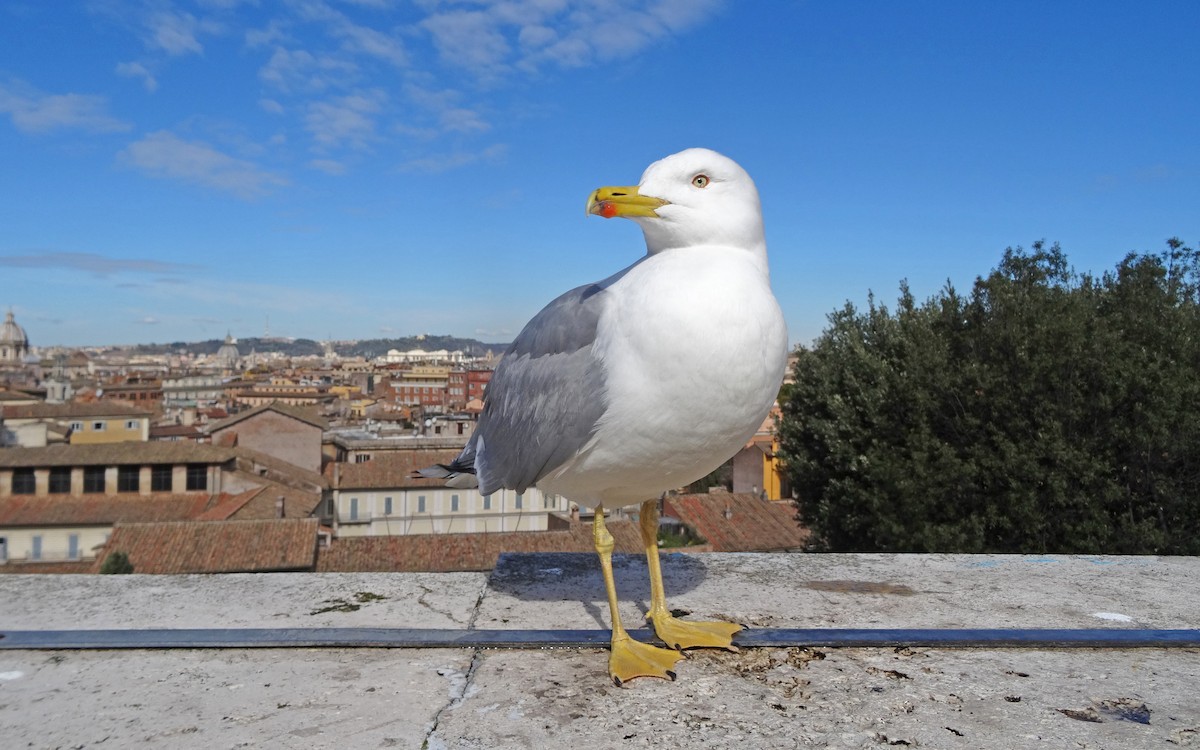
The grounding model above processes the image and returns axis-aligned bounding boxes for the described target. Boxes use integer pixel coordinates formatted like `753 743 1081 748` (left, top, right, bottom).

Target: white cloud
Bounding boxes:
259 46 359 92
421 10 512 76
144 10 212 56
405 84 489 133
517 23 557 50
0 251 198 276
119 130 289 198
115 61 159 92
309 158 347 174
245 17 291 48
333 18 407 66
0 78 130 134
397 143 507 173
408 0 727 76
305 90 384 150
64 0 729 179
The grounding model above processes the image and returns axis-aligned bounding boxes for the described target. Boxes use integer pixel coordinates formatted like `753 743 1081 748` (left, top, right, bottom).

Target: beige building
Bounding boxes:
0 441 326 566
0 401 152 447
206 402 327 475
326 449 568 537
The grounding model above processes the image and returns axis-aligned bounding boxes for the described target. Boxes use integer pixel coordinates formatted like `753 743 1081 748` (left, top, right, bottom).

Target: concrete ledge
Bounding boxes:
2 554 1198 748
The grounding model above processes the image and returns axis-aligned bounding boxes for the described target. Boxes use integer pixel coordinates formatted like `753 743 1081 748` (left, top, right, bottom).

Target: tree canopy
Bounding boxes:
778 239 1200 554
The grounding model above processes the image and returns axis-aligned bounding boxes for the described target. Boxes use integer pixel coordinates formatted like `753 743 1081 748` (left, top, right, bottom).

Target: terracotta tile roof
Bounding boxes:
0 442 237 468
0 401 153 419
231 446 330 491
0 493 213 527
665 493 807 552
316 519 642 572
100 518 320 574
216 483 322 520
0 391 40 404
194 489 264 521
207 402 329 433
325 450 462 490
148 424 205 440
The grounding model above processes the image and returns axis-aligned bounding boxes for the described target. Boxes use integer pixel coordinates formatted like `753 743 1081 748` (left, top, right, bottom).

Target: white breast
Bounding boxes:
539 246 788 507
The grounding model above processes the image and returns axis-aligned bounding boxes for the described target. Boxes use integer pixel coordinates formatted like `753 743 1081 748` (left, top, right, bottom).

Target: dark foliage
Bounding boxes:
778 239 1200 554
99 550 134 574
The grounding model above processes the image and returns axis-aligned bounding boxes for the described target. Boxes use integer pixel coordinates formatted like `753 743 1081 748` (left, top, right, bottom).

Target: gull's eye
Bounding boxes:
691 174 709 188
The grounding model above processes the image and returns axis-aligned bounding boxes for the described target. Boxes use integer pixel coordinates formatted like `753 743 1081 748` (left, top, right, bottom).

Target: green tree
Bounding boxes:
778 239 1200 554
99 551 134 574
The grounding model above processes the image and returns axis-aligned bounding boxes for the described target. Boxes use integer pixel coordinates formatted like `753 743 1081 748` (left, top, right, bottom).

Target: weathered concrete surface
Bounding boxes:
481 553 1200 631
0 571 488 629
1 555 1198 749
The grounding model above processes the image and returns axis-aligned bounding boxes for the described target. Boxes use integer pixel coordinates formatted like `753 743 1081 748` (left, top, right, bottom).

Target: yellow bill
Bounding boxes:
586 185 669 219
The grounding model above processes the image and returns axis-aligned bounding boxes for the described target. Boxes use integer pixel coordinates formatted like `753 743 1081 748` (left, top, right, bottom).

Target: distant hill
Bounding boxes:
129 335 508 359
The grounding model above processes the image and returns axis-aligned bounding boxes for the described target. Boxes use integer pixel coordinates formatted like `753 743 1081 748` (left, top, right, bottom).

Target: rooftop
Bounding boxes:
1 553 1197 748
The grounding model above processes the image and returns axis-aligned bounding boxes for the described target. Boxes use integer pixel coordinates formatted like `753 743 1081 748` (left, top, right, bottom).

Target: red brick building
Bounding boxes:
466 369 492 401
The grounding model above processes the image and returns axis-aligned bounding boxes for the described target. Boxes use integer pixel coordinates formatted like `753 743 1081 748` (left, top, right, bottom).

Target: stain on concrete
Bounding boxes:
805 580 916 596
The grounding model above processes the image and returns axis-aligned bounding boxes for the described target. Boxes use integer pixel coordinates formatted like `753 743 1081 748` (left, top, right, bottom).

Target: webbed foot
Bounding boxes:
649 613 742 651
609 632 685 686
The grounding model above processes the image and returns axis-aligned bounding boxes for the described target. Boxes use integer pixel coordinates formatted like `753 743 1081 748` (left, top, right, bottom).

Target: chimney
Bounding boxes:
276 496 286 518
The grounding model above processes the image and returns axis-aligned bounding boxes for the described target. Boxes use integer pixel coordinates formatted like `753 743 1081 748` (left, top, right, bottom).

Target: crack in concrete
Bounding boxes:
416 583 468 626
421 577 490 749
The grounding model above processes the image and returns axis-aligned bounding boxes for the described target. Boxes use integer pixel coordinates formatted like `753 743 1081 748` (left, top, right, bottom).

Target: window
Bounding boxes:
31 535 42 561
69 421 83 432
150 465 172 492
514 492 523 510
349 497 359 521
544 494 555 509
354 454 371 463
384 497 393 515
11 469 35 495
117 466 139 493
417 495 426 513
125 420 139 430
83 466 105 493
48 468 71 494
483 495 491 511
68 534 79 560
185 464 207 491
91 421 106 432
451 494 459 512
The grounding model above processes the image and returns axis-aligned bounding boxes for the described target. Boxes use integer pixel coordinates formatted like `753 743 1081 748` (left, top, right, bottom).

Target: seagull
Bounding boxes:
420 148 788 684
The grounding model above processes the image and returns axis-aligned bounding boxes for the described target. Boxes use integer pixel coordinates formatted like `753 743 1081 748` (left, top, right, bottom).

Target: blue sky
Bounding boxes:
1 1 1197 348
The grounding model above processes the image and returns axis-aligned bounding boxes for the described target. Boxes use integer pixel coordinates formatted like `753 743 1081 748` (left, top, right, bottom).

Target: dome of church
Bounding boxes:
1 309 30 364
216 333 241 369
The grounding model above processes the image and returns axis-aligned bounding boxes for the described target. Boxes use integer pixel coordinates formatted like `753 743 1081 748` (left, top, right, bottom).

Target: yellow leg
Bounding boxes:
639 498 742 651
594 505 682 685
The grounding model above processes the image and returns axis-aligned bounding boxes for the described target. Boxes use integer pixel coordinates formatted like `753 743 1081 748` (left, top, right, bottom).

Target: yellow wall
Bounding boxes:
0 526 109 563
761 439 784 499
68 416 149 444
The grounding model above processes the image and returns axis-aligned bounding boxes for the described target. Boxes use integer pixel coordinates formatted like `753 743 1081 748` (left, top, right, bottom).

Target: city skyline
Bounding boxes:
2 1 1198 347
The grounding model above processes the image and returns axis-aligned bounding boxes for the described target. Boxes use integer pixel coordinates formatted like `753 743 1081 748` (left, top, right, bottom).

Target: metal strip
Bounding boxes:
2 627 1198 650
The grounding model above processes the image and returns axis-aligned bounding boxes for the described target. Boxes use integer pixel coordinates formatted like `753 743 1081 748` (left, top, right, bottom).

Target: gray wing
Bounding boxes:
463 266 632 495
